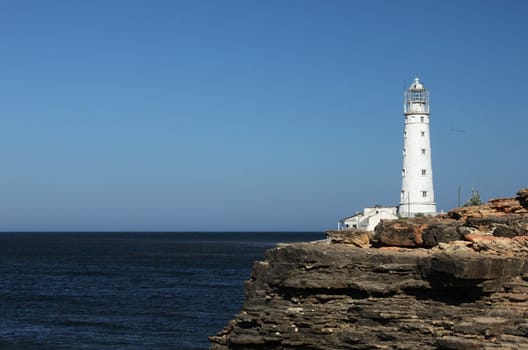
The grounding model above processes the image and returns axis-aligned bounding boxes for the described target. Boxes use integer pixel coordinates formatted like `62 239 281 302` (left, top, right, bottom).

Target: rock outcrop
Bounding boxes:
210 189 528 349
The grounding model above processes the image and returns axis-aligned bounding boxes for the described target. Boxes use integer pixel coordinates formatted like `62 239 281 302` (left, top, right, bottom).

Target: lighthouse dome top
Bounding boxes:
409 77 425 90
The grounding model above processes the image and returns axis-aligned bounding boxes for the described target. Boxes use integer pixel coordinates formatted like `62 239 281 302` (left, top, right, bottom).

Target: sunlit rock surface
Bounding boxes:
210 189 528 350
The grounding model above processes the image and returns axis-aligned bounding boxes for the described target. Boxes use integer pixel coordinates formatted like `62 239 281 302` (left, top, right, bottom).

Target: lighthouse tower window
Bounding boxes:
421 131 425 137
421 148 426 155
420 116 424 122
422 191 428 198
421 169 427 175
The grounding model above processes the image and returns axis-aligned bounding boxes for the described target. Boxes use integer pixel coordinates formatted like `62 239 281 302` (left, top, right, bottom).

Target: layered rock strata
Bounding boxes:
210 189 528 349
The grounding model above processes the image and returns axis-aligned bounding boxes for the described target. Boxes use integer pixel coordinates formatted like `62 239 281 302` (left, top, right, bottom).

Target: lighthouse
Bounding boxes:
399 77 436 217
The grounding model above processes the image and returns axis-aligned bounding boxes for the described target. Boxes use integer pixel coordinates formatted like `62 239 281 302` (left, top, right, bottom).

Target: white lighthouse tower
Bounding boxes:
399 77 436 217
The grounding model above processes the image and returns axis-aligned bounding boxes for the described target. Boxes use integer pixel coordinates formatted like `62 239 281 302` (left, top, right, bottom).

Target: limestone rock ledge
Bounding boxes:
210 189 528 350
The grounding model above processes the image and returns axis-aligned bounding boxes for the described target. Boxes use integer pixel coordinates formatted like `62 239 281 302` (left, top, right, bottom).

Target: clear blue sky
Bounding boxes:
0 1 526 231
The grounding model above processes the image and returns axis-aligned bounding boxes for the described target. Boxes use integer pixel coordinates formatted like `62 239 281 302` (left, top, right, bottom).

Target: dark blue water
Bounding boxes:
0 232 323 350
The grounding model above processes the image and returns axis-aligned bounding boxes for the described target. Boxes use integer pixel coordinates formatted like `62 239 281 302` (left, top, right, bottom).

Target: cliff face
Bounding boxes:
210 189 528 350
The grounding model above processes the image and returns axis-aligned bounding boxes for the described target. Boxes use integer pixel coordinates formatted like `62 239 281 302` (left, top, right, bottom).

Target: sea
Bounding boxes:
0 232 323 350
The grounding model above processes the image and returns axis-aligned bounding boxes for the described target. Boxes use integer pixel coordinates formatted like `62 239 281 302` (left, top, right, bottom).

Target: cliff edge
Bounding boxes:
210 189 528 350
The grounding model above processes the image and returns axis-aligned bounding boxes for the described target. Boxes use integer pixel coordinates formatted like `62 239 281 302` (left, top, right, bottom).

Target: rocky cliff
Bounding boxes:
210 189 528 350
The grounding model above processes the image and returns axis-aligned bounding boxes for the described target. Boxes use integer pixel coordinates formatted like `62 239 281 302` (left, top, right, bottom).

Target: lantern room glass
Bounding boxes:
410 90 425 102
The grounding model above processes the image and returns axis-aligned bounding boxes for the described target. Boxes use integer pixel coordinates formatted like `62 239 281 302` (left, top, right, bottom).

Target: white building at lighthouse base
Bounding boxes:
338 206 398 231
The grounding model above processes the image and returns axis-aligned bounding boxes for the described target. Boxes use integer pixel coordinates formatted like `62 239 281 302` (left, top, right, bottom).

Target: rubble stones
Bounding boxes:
448 188 528 221
373 218 427 247
518 188 528 208
326 230 371 248
373 189 528 249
